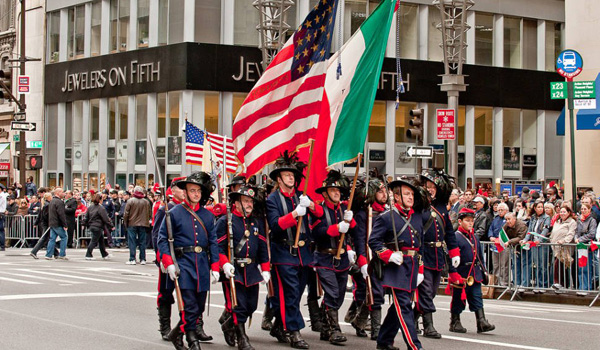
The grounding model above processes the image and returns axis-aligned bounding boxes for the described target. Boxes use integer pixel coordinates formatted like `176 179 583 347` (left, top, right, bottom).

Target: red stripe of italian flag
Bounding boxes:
495 228 509 252
577 242 589 268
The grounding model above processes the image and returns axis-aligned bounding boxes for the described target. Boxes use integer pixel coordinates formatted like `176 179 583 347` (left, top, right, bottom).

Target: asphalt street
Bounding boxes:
1 247 599 350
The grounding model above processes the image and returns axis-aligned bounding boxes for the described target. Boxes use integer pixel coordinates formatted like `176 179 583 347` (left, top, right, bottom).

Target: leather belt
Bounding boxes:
317 248 345 255
402 250 418 257
276 239 306 248
175 246 205 254
235 258 253 267
426 241 443 248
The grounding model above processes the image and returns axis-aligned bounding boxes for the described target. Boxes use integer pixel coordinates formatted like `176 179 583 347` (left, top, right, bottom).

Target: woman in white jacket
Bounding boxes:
550 204 577 290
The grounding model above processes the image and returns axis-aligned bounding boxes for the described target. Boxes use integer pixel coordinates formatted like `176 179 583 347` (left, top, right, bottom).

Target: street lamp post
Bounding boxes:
434 0 473 181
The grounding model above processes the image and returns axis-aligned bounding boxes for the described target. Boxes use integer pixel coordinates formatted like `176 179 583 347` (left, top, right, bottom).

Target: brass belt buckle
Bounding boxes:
435 242 442 248
298 240 306 247
194 246 203 253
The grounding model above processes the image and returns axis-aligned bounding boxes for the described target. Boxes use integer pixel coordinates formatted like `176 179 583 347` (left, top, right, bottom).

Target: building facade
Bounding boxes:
43 0 565 191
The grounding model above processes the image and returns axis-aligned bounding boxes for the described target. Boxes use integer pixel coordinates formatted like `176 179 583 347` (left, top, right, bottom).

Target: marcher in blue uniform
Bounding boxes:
310 170 357 344
157 172 221 350
266 151 323 349
345 178 388 340
369 178 426 350
415 170 460 339
215 185 271 350
448 208 495 334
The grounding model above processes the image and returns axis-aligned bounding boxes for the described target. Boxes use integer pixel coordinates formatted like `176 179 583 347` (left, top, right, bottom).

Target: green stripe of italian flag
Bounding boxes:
495 228 509 252
322 0 397 166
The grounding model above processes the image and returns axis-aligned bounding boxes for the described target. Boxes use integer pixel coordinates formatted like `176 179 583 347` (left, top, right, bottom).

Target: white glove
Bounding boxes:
344 210 353 222
295 205 307 217
223 262 235 279
417 273 425 286
211 270 220 284
338 221 350 234
262 271 271 284
452 256 460 268
389 251 403 266
347 250 357 264
160 262 167 274
299 195 311 208
166 265 177 281
360 264 369 279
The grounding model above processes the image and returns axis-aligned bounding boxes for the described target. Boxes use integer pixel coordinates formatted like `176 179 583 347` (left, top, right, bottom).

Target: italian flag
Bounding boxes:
495 228 509 252
577 243 589 267
303 0 398 198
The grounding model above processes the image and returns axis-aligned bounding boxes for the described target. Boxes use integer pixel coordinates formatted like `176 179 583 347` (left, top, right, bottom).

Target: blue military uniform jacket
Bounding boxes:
157 202 220 292
352 202 387 269
152 201 177 254
310 200 356 271
215 210 269 286
421 202 459 270
266 189 323 266
369 206 424 292
449 228 485 283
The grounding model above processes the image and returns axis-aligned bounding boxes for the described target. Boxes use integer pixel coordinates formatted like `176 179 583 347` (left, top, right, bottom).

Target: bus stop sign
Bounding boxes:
556 49 583 79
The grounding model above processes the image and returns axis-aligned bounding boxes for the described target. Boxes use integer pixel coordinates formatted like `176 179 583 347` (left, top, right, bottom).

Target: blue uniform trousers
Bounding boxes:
351 271 385 310
306 267 319 302
378 288 422 350
316 268 348 309
179 289 207 333
415 268 442 314
157 271 175 306
450 282 484 314
224 283 259 324
272 264 309 332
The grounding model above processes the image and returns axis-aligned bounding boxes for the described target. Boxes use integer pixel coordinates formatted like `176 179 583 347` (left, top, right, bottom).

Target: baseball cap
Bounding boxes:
473 196 485 204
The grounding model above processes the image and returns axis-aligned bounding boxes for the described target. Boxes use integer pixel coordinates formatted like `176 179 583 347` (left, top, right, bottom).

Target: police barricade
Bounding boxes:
75 215 92 248
3 215 25 248
22 214 40 247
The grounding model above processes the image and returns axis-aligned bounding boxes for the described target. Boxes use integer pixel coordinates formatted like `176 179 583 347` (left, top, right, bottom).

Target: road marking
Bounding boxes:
0 291 155 301
442 334 559 350
0 271 84 284
437 307 600 327
0 307 173 348
49 268 156 283
0 276 41 284
16 269 125 284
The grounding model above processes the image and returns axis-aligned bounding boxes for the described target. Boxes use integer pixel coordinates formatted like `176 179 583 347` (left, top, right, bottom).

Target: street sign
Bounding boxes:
573 99 596 110
13 134 19 142
550 81 567 99
550 81 596 103
573 81 596 99
18 75 29 94
406 146 433 159
556 49 583 79
27 140 43 149
436 109 455 140
11 121 36 131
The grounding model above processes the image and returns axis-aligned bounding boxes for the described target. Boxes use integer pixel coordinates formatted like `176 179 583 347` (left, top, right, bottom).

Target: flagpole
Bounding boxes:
292 140 314 256
334 153 362 263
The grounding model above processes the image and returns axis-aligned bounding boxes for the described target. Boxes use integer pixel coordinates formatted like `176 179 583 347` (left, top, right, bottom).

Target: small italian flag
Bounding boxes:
577 243 589 267
591 241 599 252
495 228 509 252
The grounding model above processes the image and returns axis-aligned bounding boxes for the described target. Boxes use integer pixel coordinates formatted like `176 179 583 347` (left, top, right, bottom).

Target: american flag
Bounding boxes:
185 120 206 166
232 0 338 175
206 131 237 173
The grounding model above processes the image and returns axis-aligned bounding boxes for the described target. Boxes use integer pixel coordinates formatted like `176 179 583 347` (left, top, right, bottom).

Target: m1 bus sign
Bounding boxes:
436 109 455 140
556 50 583 79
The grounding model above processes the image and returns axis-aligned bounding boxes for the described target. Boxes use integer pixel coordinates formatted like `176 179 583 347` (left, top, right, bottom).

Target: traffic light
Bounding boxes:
0 69 12 101
29 156 43 170
406 108 424 140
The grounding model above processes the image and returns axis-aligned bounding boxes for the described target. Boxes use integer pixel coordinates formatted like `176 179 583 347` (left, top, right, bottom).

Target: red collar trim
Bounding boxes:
172 198 182 205
458 226 473 236
280 188 296 198
394 203 414 218
232 208 244 217
184 200 199 211
372 202 385 213
324 198 340 211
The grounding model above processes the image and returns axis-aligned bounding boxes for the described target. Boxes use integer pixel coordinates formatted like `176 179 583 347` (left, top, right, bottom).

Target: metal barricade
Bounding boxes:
22 215 39 247
75 215 92 248
3 215 25 248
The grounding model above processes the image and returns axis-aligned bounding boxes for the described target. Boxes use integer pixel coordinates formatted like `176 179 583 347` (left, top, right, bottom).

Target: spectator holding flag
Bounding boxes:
575 203 597 292
550 205 577 291
522 201 552 292
488 202 508 286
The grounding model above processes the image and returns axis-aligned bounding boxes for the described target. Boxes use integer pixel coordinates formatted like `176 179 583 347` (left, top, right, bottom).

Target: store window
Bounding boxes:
522 109 537 150
90 100 100 141
345 1 368 39
138 0 150 48
522 19 537 70
158 93 167 138
73 101 83 143
503 109 520 147
195 0 221 44
47 105 58 170
368 101 386 143
474 107 493 146
398 3 418 59
205 92 220 134
158 0 168 45
135 174 146 187
169 0 184 44
475 13 493 66
234 0 259 46
118 96 128 140
136 94 148 140
504 16 521 68
91 0 102 56
232 93 247 121
66 103 73 146
395 102 417 143
109 98 117 140
47 11 60 63
427 6 442 62
110 0 130 52
67 5 85 60
168 91 181 136
545 21 564 71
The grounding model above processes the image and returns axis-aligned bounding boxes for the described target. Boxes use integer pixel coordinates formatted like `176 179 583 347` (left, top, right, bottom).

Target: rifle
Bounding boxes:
225 187 238 309
334 153 361 266
148 136 184 312
264 218 275 298
382 176 400 253
292 140 314 256
365 205 375 306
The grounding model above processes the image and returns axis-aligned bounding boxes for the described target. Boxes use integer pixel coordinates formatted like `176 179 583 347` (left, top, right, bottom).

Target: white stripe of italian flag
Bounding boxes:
322 0 397 166
495 228 509 252
577 242 589 267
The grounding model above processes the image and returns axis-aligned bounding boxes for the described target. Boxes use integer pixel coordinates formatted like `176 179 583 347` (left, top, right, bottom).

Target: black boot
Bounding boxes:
307 299 323 332
167 321 187 350
157 303 172 341
186 331 201 350
414 309 422 335
196 315 213 341
326 308 347 344
289 330 310 349
344 300 358 323
235 323 254 350
261 302 274 331
376 344 399 350
449 313 467 333
270 318 289 344
219 309 230 325
422 312 441 339
221 314 237 346
319 305 331 341
370 308 382 341
475 309 495 333
351 302 369 337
